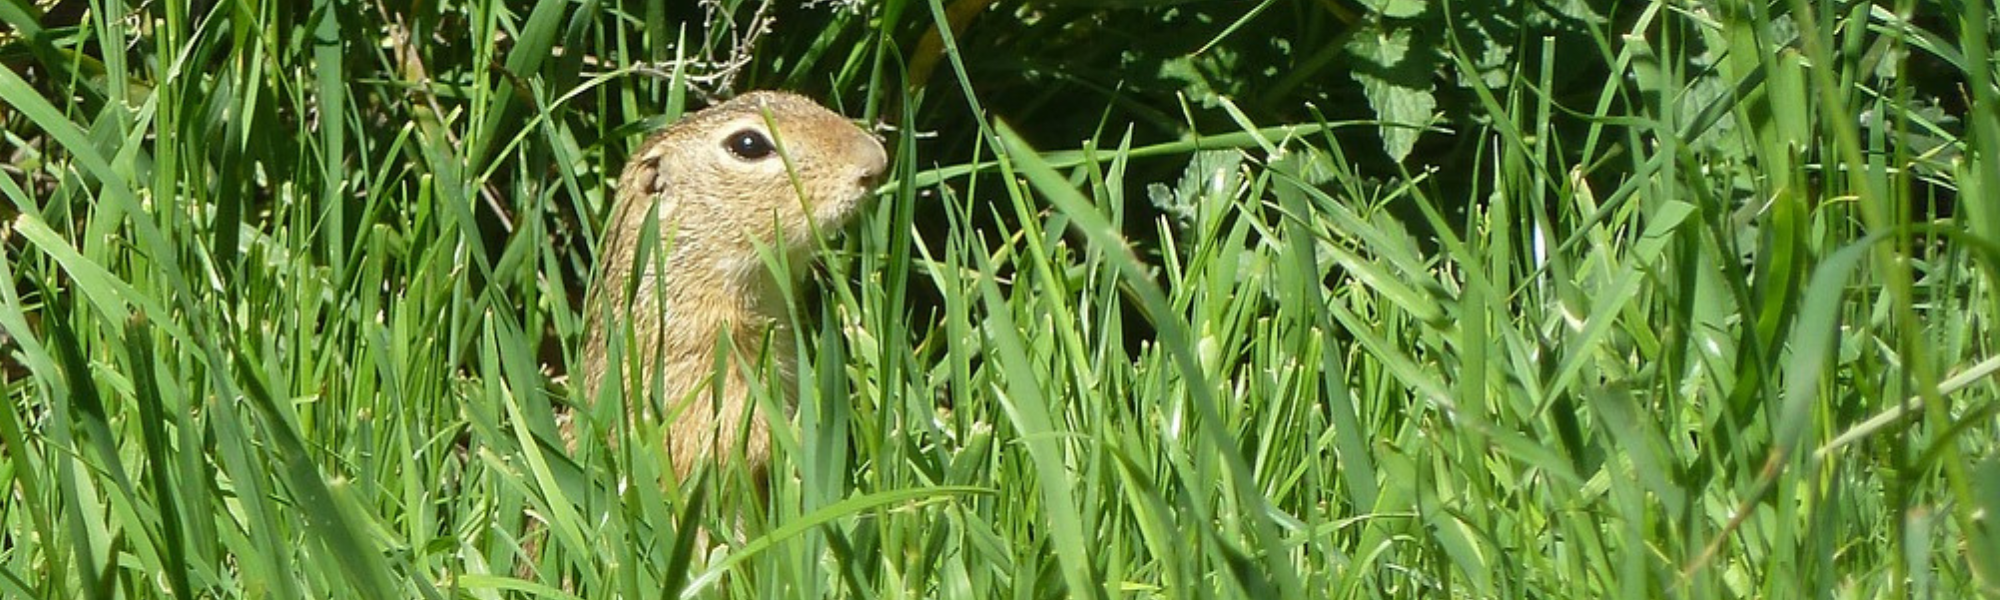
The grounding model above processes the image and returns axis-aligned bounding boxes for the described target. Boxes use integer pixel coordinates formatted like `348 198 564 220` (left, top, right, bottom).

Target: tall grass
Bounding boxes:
2 0 1997 598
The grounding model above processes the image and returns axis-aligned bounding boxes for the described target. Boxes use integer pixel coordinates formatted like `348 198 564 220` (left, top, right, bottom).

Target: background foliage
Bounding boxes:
3 0 1999 597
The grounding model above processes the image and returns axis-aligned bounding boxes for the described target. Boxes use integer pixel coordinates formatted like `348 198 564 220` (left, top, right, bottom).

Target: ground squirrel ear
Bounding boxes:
723 128 775 161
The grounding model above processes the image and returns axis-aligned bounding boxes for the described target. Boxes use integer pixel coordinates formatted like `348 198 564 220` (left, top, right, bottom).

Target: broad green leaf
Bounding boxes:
1347 25 1437 163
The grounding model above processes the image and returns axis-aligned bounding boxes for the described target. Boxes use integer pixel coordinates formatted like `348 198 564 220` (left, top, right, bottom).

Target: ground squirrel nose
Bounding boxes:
855 131 889 184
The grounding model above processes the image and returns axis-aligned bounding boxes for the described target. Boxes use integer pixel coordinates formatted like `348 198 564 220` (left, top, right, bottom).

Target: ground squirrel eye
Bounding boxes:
724 129 775 160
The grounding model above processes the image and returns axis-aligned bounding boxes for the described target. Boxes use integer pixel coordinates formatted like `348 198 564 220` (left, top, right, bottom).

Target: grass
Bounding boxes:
2 0 1998 598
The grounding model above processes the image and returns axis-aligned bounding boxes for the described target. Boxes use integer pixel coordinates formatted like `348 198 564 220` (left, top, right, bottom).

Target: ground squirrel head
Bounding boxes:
614 91 889 290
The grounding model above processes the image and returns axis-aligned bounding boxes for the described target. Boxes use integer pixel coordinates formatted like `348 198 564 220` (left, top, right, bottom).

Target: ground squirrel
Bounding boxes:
578 91 888 480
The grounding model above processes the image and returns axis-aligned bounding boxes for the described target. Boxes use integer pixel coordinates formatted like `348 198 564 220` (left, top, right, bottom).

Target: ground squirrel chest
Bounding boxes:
578 91 888 479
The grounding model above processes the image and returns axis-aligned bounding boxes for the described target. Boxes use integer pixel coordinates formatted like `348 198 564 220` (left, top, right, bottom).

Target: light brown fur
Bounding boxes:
577 91 887 480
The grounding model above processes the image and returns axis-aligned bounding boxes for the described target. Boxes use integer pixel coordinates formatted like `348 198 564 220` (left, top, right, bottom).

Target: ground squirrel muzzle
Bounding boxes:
578 91 888 481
